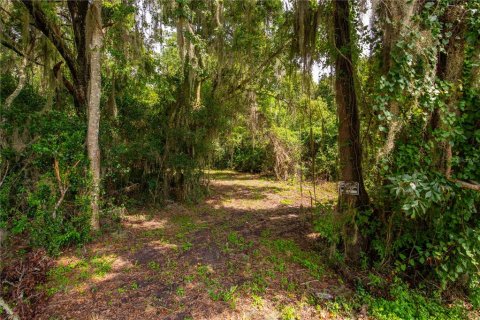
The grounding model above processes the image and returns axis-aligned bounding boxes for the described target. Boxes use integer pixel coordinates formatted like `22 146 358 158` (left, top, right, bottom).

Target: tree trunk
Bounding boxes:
20 0 103 229
4 56 28 109
374 0 416 162
86 0 103 231
0 49 29 151
333 0 369 259
430 2 466 175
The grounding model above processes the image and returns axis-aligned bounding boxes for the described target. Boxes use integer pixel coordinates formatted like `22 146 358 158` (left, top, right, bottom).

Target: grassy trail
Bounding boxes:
40 171 351 320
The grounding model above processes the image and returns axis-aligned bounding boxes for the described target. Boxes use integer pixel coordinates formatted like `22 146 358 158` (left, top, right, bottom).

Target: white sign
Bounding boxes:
338 181 359 195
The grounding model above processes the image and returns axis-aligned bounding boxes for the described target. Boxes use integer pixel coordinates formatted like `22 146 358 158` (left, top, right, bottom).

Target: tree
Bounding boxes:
374 0 417 162
86 0 103 230
333 0 369 258
18 0 103 229
431 1 466 177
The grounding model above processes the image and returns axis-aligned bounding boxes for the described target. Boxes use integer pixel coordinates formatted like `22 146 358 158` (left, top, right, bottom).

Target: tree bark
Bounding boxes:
4 53 29 108
20 0 103 229
374 0 416 162
333 0 369 260
0 297 20 320
86 0 103 231
334 0 368 208
430 1 466 176
67 0 90 115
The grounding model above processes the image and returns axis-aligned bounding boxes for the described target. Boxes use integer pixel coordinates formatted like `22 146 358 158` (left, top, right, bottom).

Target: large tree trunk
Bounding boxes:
333 0 369 259
430 2 466 176
86 0 103 230
67 0 90 115
374 0 416 162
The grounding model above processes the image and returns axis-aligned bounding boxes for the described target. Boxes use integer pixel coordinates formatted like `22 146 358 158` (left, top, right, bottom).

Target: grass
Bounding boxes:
140 228 164 239
181 241 193 251
279 198 294 205
208 285 238 308
251 294 264 308
90 256 113 277
46 255 115 295
247 272 268 294
184 274 195 283
147 261 161 271
194 262 240 308
130 281 139 290
172 214 207 252
357 282 468 320
280 305 298 320
251 189 265 200
172 215 198 234
280 276 296 292
223 231 253 253
262 238 324 279
196 264 212 279
312 280 470 320
176 286 185 297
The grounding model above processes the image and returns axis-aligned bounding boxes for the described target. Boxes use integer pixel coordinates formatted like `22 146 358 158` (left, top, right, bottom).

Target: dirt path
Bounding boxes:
40 171 349 320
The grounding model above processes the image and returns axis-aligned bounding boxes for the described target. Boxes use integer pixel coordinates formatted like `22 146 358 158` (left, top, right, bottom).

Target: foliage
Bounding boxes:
313 202 341 246
0 0 478 315
262 238 324 279
1 75 91 255
358 281 467 320
214 83 337 181
382 172 480 289
356 0 480 299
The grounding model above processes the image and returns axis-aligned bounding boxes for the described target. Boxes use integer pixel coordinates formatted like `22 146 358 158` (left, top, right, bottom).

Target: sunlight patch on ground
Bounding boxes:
148 240 178 250
306 232 321 240
270 213 299 220
123 215 168 230
111 255 135 271
56 255 84 267
91 270 118 283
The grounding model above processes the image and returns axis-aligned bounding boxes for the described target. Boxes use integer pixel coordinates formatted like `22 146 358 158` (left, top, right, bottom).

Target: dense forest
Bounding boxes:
0 0 479 319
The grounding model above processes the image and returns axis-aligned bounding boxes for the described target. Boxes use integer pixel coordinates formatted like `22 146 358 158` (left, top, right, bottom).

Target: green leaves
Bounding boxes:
385 171 480 291
388 172 449 219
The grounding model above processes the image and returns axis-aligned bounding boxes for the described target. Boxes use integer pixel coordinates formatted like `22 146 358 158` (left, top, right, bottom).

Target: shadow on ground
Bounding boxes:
39 171 343 320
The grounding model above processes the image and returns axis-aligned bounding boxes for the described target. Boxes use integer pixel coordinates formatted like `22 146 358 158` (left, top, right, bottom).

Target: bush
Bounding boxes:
359 281 467 320
232 144 269 173
1 76 91 255
369 171 480 294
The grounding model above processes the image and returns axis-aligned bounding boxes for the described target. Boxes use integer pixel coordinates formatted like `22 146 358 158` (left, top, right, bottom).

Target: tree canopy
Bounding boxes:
0 0 479 319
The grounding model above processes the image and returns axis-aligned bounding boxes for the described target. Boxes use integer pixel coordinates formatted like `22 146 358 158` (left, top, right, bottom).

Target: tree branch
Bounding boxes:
19 0 78 82
0 38 24 57
52 61 83 118
0 33 47 66
225 41 290 100
0 296 20 320
449 178 480 192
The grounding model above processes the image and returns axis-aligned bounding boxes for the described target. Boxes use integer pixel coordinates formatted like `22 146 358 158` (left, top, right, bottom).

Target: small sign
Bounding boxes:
338 181 359 195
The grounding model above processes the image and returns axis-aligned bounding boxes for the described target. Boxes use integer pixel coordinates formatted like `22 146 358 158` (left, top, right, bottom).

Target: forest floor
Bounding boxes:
39 171 359 320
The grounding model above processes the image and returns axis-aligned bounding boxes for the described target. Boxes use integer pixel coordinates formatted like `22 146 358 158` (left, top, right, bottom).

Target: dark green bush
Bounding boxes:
232 145 269 173
1 75 91 255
